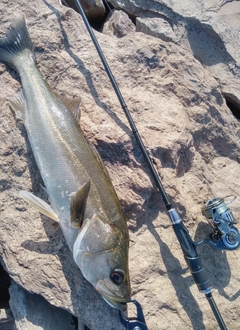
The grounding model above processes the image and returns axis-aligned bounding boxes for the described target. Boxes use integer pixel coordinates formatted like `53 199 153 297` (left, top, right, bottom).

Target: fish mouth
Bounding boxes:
96 280 130 311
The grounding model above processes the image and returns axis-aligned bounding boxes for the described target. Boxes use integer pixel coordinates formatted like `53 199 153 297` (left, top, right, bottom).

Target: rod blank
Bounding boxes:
73 1 228 328
73 0 172 210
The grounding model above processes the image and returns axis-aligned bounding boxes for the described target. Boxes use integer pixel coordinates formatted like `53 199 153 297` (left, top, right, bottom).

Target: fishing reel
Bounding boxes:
197 196 240 251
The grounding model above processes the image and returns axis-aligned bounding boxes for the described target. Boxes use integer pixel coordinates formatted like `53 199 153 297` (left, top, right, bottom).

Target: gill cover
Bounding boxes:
73 213 131 309
73 213 121 268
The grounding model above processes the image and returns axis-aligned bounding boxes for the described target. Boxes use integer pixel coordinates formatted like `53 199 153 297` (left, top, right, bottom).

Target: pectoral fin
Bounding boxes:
19 190 58 221
70 181 90 228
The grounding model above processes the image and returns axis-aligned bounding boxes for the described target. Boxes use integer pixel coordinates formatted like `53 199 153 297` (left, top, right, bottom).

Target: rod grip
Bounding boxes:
184 255 211 293
168 210 212 293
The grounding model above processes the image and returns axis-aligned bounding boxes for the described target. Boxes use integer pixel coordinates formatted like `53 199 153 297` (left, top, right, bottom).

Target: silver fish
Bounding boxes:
0 16 131 310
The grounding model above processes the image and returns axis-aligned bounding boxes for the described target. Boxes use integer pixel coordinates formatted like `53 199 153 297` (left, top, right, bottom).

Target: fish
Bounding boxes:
0 16 131 311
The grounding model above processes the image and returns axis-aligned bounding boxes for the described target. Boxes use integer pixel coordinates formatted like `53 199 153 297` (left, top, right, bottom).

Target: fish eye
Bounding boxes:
110 269 125 284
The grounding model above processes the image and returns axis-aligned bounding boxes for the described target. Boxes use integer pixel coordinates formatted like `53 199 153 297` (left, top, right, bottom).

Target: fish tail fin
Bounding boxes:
0 15 35 69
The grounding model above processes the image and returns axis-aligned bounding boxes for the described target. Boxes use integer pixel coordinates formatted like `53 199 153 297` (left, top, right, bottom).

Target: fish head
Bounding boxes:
73 213 131 310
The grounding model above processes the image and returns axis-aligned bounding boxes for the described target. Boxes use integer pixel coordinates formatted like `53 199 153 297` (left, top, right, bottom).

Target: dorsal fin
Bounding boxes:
70 180 91 228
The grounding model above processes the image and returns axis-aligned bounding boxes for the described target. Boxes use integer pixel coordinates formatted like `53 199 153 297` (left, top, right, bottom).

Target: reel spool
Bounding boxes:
201 196 240 250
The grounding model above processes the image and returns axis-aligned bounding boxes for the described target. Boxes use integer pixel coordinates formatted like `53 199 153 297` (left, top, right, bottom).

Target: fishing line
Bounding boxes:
73 1 231 329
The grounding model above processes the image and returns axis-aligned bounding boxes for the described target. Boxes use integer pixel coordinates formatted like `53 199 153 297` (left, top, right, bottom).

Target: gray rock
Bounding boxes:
108 0 240 107
102 10 136 37
136 16 177 43
9 281 75 330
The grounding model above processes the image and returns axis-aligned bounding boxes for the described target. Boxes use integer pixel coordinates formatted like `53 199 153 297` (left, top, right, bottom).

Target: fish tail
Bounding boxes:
0 15 35 69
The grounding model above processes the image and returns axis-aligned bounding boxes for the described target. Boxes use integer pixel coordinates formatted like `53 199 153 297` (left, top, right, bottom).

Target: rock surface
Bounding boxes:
108 0 240 110
9 281 76 330
0 1 240 330
0 308 15 330
102 10 136 37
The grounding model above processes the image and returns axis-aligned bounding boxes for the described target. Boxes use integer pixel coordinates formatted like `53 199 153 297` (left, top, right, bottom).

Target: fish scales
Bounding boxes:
19 61 122 230
0 16 131 310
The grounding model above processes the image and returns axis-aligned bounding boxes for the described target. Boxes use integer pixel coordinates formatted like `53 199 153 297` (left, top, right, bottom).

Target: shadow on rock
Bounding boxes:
143 192 205 329
186 17 240 69
95 139 130 165
194 221 240 302
147 220 205 330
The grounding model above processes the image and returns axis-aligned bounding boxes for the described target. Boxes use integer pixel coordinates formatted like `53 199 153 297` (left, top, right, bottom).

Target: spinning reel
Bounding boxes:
198 196 240 251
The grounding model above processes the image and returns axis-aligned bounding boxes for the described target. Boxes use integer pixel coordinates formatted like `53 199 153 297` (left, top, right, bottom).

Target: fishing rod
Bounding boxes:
73 1 240 329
